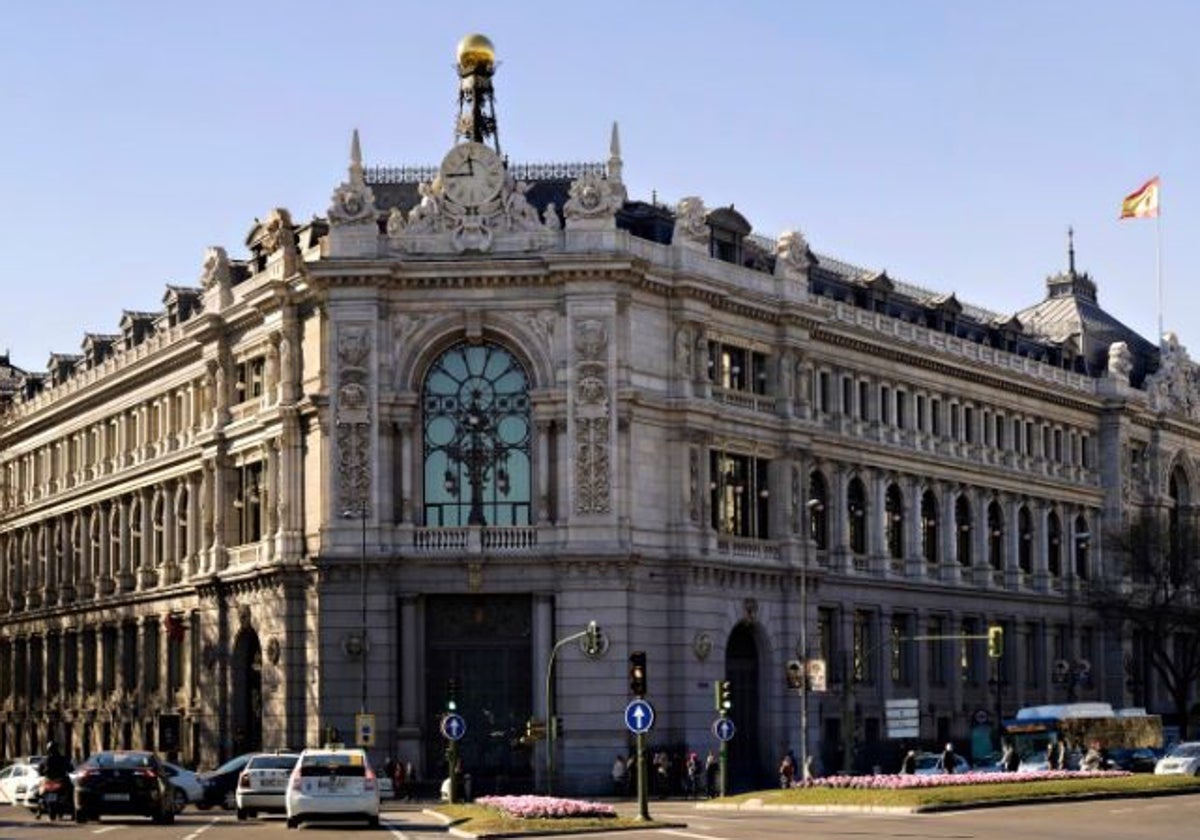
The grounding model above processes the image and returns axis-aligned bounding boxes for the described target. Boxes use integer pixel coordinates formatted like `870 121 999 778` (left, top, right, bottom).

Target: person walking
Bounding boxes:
611 754 629 797
900 749 917 775
704 750 719 798
778 751 796 788
939 742 958 774
1046 740 1059 770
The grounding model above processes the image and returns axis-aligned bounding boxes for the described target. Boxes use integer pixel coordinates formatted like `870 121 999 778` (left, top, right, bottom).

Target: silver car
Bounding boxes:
235 753 300 820
1154 742 1200 776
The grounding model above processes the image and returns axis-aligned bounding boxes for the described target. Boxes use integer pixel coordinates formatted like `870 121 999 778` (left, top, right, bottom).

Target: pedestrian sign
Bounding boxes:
355 712 376 747
440 712 467 741
624 699 655 734
712 717 735 742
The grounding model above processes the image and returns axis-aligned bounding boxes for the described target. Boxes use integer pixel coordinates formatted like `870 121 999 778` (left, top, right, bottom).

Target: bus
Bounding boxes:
1003 702 1163 771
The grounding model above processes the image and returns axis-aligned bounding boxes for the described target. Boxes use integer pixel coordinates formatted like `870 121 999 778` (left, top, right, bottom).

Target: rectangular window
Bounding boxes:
102 626 117 694
64 632 78 694
964 406 975 443
890 614 913 685
235 356 266 402
818 372 830 414
709 451 770 538
916 395 926 432
928 616 946 686
950 404 960 440
1081 434 1091 468
83 631 97 693
880 386 891 425
932 399 942 436
1054 428 1063 462
895 391 907 430
842 376 854 417
143 621 160 693
234 461 265 546
853 610 873 685
121 623 138 693
995 414 1006 449
858 381 870 421
817 607 835 670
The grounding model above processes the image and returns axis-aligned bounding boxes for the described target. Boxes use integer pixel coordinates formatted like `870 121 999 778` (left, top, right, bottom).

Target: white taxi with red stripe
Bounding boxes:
285 747 379 829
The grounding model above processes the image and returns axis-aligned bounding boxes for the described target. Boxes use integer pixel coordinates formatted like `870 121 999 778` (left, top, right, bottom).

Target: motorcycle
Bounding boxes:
34 777 74 821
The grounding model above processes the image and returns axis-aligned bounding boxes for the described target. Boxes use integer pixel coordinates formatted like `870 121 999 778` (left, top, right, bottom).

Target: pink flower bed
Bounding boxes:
474 794 617 819
796 769 1131 790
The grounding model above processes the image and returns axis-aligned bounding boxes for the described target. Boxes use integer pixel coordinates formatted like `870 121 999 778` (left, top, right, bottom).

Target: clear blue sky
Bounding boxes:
1 1 1194 371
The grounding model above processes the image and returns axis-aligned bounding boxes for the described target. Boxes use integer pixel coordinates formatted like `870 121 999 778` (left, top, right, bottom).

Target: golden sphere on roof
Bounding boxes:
456 33 496 72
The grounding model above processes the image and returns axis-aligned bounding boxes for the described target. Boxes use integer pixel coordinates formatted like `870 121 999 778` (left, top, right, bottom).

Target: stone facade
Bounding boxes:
1 47 1199 794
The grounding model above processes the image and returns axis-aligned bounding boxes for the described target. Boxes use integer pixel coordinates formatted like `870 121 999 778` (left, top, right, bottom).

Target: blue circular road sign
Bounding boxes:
712 717 736 742
624 699 655 734
440 712 467 741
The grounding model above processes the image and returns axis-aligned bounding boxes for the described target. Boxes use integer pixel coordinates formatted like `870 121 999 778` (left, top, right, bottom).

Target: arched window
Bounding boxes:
808 472 829 550
920 490 938 564
1074 514 1090 581
1018 505 1033 573
955 495 972 566
1168 467 1190 583
987 500 1004 570
885 484 904 560
847 477 868 555
422 342 532 527
1047 511 1062 577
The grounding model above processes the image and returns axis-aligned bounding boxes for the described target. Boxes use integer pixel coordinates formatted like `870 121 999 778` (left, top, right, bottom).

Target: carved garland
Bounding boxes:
573 318 612 514
336 327 372 512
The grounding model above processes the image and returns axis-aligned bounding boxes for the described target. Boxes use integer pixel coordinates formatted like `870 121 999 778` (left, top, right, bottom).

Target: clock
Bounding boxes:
440 142 505 208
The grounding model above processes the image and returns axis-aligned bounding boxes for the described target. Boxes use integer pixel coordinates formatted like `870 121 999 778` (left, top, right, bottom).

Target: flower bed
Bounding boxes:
797 769 1131 790
474 794 617 819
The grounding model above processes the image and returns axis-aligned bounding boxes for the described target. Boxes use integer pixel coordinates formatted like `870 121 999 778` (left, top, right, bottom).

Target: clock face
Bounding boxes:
440 142 505 208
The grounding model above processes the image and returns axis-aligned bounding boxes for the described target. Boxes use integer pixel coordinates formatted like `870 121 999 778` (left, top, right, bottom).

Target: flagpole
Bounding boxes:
1156 210 1163 345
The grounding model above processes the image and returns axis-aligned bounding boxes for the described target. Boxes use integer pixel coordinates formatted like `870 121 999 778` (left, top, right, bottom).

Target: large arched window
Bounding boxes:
920 490 939 565
1047 511 1062 577
422 342 532 527
809 471 829 550
955 495 972 567
1018 505 1033 573
987 500 1004 570
847 477 868 555
885 484 904 560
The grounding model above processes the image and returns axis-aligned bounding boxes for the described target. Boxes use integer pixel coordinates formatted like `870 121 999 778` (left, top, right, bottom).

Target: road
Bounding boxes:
0 795 1197 839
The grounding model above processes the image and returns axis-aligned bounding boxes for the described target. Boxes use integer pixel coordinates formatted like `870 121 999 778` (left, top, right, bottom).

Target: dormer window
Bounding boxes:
705 206 751 266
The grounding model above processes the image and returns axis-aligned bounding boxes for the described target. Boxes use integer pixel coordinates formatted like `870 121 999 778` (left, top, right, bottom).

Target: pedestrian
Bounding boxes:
392 758 406 799
1045 740 1059 770
939 742 958 774
685 751 700 799
404 761 416 800
1002 741 1020 772
900 749 917 775
611 754 629 797
704 750 719 798
382 756 398 799
778 751 796 788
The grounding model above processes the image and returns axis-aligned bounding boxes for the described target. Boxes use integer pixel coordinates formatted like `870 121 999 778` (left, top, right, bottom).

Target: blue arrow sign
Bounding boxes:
712 717 736 742
624 699 655 734
441 712 466 741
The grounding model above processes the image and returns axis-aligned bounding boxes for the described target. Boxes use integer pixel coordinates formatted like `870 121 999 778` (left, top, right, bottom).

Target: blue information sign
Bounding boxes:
712 717 736 742
440 712 466 741
624 699 655 734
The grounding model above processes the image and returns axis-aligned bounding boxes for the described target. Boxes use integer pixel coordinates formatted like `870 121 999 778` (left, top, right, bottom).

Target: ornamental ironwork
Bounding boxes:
422 343 531 527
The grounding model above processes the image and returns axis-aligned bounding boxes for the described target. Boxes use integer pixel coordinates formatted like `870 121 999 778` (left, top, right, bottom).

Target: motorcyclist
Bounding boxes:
35 741 74 819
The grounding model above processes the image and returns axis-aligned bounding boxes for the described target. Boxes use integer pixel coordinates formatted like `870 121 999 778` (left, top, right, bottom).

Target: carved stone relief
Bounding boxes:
563 171 623 229
573 318 612 515
688 446 700 522
774 229 814 280
336 327 372 511
1144 332 1200 419
673 196 709 251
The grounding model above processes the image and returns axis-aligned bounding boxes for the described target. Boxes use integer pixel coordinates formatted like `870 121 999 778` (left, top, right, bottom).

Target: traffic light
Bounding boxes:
714 680 732 713
987 625 1004 659
584 621 602 655
629 651 647 697
447 677 458 711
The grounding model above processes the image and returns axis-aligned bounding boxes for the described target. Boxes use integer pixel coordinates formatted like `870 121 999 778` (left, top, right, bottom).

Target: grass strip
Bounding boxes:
434 803 672 837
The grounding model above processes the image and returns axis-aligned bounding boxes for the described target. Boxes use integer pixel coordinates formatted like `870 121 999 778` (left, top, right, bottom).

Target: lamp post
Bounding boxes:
799 498 822 781
544 621 602 795
342 504 368 715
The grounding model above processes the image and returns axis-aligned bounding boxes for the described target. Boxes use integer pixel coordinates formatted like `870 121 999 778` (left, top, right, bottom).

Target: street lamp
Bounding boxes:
544 621 602 795
342 505 368 715
798 497 822 780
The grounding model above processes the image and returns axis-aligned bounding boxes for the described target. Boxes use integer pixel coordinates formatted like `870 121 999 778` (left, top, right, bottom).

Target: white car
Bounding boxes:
0 758 44 807
161 762 205 811
235 752 299 820
1154 741 1200 776
285 747 379 829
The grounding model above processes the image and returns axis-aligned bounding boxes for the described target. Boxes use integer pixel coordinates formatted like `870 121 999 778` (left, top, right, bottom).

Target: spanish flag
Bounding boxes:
1120 176 1160 219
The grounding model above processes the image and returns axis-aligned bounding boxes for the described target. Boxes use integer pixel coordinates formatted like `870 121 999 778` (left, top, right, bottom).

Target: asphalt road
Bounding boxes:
0 795 1197 839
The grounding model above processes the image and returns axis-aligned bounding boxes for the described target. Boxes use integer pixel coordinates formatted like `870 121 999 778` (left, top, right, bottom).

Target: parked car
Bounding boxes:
912 752 971 775
285 747 379 829
235 752 300 820
161 762 205 811
198 753 256 809
970 751 1006 773
1107 747 1163 774
73 750 175 824
1154 742 1200 776
0 758 44 807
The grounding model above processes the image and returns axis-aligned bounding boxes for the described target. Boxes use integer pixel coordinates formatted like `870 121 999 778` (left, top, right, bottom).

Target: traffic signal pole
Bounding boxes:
636 731 649 821
545 622 603 795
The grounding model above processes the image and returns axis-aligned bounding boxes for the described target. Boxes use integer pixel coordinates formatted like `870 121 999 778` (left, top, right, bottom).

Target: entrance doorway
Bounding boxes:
231 628 263 756
725 622 764 790
424 595 533 795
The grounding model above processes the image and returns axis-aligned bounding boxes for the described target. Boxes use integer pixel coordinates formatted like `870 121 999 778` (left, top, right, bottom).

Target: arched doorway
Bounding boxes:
231 629 263 756
725 623 764 791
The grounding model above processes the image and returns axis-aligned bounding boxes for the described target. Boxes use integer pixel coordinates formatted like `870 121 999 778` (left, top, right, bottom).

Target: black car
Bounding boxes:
198 753 256 809
1107 747 1164 773
73 750 175 824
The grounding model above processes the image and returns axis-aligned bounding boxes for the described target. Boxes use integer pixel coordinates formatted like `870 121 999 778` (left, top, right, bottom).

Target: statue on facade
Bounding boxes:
1106 341 1133 384
673 196 709 249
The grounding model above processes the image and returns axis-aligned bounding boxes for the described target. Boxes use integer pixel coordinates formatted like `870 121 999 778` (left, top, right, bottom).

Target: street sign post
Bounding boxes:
624 699 655 734
885 698 920 740
712 717 736 741
440 712 466 741
355 712 376 747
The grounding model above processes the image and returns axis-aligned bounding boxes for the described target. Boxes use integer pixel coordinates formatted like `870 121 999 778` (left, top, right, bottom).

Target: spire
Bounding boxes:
1067 225 1076 275
607 121 623 184
350 129 364 183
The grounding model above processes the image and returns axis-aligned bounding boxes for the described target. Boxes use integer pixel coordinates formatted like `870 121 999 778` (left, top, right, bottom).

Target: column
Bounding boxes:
97 503 114 595
138 487 155 589
263 443 278 562
869 469 886 571
78 510 94 599
162 483 178 583
536 420 551 525
117 497 135 592
187 473 202 576
397 420 413 524
531 595 553 785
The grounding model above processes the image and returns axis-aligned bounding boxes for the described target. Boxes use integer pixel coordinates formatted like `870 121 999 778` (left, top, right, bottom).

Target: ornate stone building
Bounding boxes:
1 35 1198 791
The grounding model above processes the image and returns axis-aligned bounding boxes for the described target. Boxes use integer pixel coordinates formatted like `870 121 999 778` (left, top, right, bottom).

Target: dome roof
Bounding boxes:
456 33 495 72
